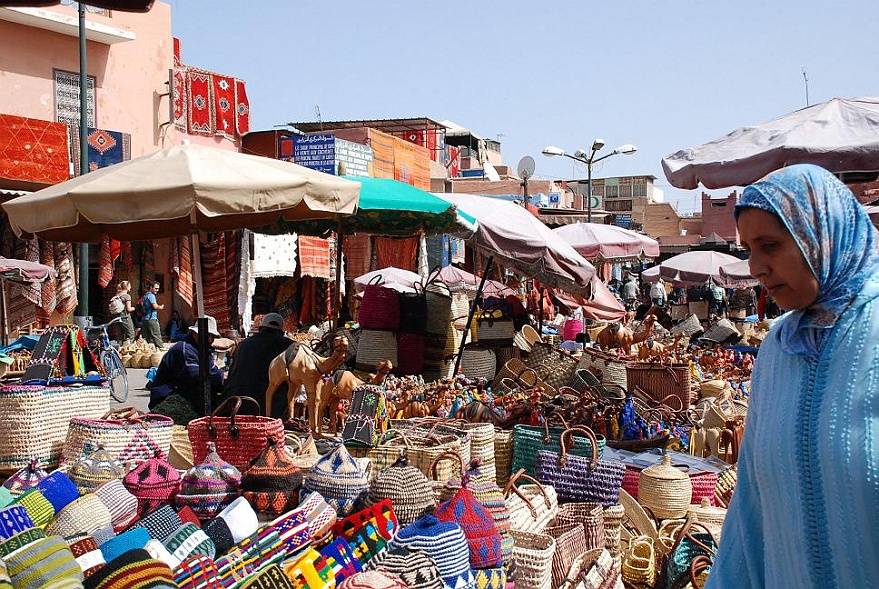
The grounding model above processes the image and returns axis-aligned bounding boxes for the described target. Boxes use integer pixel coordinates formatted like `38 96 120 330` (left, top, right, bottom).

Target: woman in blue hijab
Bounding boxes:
706 164 879 588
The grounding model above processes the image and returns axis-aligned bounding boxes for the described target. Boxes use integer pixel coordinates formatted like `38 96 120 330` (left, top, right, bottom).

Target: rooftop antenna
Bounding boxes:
314 104 323 131
496 132 506 142
802 67 810 107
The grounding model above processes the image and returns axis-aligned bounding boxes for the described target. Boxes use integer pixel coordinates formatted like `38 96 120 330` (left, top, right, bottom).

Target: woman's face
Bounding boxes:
737 208 820 311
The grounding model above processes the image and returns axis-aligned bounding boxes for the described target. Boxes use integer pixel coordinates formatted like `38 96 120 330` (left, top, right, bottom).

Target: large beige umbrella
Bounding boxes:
2 143 360 315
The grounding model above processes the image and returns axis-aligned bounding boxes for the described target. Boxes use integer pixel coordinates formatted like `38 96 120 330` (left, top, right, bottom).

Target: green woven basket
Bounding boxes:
511 424 606 479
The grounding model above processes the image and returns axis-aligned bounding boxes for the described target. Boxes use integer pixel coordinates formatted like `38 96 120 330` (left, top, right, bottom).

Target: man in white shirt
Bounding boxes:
649 278 667 308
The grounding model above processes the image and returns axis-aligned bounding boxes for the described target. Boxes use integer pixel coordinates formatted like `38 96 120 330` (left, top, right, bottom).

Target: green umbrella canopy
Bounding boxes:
277 175 476 236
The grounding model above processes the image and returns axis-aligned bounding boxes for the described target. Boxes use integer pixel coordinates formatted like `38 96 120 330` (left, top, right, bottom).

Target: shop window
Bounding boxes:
54 70 96 128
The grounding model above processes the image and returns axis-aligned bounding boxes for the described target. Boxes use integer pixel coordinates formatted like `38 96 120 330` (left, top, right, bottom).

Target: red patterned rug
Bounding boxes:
235 79 250 135
213 75 236 138
186 69 214 136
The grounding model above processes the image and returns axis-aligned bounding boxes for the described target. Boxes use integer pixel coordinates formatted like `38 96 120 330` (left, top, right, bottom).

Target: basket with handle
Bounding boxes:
63 407 174 466
424 275 453 337
511 419 606 479
534 426 626 506
187 395 284 470
555 502 606 552
504 469 558 534
396 283 427 335
459 344 497 380
510 529 556 589
355 329 398 371
474 311 515 347
494 428 514 488
358 276 400 330
576 348 628 391
491 358 540 392
626 362 692 412
526 343 577 393
638 454 693 520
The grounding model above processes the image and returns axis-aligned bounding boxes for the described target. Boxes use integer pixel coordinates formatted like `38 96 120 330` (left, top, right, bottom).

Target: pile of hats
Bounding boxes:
0 425 518 588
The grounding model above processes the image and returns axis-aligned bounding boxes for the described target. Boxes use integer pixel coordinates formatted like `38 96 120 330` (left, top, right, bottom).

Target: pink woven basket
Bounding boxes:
358 278 400 330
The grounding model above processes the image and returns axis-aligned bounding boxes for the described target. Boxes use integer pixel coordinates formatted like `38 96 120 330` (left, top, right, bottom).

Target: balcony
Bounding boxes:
0 4 135 44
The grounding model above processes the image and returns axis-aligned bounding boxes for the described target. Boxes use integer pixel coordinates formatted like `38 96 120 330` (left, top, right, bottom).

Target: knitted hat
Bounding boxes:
240 436 303 517
234 526 285 572
0 527 44 559
46 494 113 540
91 524 117 546
176 506 202 528
93 478 140 532
268 507 310 557
339 570 409 589
202 517 234 556
123 451 182 517
129 505 183 542
173 554 221 589
434 487 502 568
162 522 216 563
35 471 80 514
0 505 34 540
332 499 398 542
367 456 436 526
5 535 83 589
367 546 444 589
0 488 13 510
217 496 259 544
83 548 176 589
319 536 361 584
69 446 125 496
2 459 47 497
473 566 507 589
176 442 241 521
389 515 473 588
297 491 338 542
346 521 387 566
100 527 151 562
214 550 255 587
279 547 334 589
303 444 368 517
13 489 54 527
69 536 106 578
238 563 295 589
143 538 178 570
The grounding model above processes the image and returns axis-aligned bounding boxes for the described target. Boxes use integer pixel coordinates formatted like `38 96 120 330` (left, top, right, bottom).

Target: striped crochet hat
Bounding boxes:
176 442 241 521
35 471 80 514
5 535 83 589
297 491 338 542
389 515 473 589
45 494 113 540
367 455 436 526
173 554 222 589
83 548 177 589
240 436 303 517
0 528 44 560
13 489 54 528
267 507 310 557
2 459 47 498
123 451 182 517
331 498 398 542
238 562 295 588
367 546 444 589
339 570 408 589
69 535 106 578
93 478 139 532
303 444 368 517
434 487 503 569
69 446 125 496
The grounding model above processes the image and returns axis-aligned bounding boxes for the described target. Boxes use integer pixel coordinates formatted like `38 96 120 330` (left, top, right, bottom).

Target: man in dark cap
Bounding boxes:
221 313 293 415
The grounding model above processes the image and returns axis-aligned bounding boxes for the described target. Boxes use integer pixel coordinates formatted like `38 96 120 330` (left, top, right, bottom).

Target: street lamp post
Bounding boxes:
542 140 637 223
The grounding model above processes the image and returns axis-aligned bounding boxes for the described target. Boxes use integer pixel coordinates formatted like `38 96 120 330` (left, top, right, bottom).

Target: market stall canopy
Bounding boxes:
289 176 476 236
0 256 57 283
554 279 626 322
435 265 516 297
1 143 360 242
353 266 423 292
719 259 760 288
553 222 659 261
662 96 879 189
658 250 744 285
435 193 595 294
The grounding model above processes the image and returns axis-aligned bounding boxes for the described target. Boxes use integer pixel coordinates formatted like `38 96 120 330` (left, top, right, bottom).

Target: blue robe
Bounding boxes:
707 277 879 588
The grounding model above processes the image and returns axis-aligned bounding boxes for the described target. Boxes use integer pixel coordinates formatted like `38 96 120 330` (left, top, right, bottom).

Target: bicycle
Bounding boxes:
86 317 129 403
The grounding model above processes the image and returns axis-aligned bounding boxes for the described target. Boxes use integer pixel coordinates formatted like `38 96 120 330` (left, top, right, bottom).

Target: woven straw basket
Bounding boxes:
510 529 555 589
638 454 693 519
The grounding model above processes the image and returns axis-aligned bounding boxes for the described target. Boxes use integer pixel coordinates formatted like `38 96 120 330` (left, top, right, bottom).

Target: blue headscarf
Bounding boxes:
736 164 879 356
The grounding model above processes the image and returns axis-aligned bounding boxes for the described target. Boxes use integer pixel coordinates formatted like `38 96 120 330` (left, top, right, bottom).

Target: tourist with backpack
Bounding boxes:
140 280 165 347
709 281 728 317
108 280 135 343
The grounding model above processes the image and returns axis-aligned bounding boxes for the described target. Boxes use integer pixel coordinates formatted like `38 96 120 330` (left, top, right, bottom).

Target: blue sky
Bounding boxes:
168 0 876 214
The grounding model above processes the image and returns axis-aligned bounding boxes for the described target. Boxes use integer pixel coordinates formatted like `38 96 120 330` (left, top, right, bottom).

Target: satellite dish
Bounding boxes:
517 156 535 179
483 162 501 182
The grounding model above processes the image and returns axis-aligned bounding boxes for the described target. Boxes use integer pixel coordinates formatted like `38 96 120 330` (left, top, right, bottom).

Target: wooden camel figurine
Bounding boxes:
637 333 685 360
391 386 450 419
596 314 657 349
265 335 349 434
317 360 394 437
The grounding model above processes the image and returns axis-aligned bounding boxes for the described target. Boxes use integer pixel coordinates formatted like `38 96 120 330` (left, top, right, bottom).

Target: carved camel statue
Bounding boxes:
596 314 657 350
317 360 394 437
637 333 685 360
265 335 348 434
394 387 450 419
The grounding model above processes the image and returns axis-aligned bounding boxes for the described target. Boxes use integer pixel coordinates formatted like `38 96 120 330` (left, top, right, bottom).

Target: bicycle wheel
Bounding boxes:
101 348 129 403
